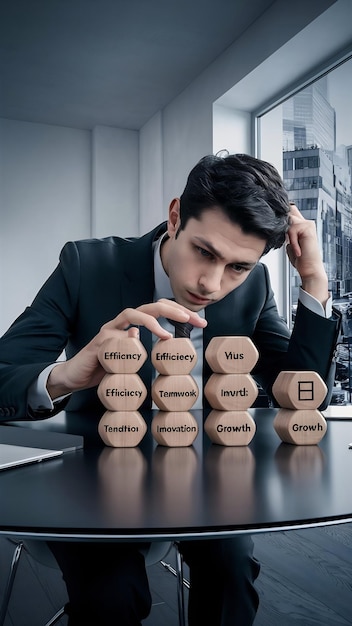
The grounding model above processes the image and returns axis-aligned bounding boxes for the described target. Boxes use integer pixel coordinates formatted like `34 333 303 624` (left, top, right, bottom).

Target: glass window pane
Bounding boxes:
258 56 352 405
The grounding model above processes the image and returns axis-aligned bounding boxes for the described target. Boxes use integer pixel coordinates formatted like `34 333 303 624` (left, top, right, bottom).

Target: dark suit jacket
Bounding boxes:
0 223 340 420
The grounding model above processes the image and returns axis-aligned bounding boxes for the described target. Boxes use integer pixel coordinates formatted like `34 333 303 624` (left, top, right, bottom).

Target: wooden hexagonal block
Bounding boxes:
97 373 147 411
152 374 199 411
204 410 256 446
98 410 147 447
272 371 327 409
273 408 327 445
97 337 147 374
151 338 197 375
204 373 258 410
151 411 198 446
205 336 259 374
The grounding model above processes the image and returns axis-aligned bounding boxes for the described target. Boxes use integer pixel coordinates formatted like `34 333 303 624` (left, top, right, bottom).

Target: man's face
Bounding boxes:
161 202 267 311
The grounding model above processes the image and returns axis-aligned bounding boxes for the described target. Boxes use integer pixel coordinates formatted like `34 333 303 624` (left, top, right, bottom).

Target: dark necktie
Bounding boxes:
167 319 193 338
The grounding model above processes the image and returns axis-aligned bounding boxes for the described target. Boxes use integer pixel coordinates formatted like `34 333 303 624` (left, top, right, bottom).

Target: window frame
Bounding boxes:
252 46 352 329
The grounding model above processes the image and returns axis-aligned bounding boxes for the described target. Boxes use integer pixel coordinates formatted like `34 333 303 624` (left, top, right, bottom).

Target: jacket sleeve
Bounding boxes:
0 242 80 420
252 267 340 409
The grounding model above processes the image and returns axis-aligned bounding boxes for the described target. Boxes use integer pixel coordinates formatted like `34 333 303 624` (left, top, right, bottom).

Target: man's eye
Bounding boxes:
197 246 212 258
230 264 246 274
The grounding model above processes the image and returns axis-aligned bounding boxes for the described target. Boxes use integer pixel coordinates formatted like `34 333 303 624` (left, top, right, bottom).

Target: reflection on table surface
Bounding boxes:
1 408 352 539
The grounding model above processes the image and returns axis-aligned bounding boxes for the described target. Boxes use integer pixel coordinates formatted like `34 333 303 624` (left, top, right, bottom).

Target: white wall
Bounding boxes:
139 112 164 231
213 105 251 156
0 119 91 333
92 125 139 238
0 119 140 334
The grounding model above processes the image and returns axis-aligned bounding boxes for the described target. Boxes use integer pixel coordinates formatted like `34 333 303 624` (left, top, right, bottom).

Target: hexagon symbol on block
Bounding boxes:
204 410 256 446
98 337 147 374
205 336 259 374
97 373 147 411
151 338 197 375
204 373 258 410
152 374 199 411
98 411 148 447
272 371 327 409
151 411 199 447
273 408 327 445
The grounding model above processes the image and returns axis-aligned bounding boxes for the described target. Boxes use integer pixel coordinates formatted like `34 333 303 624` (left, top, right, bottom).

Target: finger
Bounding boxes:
286 228 301 258
104 300 207 339
142 299 190 319
127 326 140 339
112 309 173 339
289 203 303 219
153 298 207 328
286 243 298 267
139 300 208 328
289 211 305 226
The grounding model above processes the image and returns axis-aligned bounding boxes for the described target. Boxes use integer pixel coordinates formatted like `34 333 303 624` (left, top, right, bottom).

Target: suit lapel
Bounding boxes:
117 223 167 406
118 224 166 310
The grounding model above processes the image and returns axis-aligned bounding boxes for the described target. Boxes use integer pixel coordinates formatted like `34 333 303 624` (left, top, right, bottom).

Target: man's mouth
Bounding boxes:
187 291 213 305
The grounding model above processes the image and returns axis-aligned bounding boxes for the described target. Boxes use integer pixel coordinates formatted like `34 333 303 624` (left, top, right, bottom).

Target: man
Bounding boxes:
0 154 340 625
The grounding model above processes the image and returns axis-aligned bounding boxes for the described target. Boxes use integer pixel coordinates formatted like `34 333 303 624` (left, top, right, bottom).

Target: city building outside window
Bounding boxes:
257 54 352 405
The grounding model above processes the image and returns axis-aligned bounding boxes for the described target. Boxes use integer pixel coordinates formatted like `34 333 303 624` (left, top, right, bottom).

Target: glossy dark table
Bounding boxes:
1 409 352 541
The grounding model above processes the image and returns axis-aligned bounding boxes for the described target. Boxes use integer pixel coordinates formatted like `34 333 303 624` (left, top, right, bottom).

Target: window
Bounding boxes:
257 53 352 405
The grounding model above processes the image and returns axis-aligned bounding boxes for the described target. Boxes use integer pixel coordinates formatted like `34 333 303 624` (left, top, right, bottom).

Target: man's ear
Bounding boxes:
167 198 181 237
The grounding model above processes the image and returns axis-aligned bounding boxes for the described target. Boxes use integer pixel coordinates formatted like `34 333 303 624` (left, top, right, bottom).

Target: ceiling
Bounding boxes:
0 0 275 130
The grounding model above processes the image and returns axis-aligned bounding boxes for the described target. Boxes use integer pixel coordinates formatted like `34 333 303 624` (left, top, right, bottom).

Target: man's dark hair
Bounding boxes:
178 153 290 255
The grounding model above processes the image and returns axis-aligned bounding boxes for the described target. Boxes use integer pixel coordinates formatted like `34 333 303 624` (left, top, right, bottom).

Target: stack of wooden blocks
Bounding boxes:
96 335 328 449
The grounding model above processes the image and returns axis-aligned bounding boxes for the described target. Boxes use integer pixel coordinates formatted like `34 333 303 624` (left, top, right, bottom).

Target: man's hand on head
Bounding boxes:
285 203 329 307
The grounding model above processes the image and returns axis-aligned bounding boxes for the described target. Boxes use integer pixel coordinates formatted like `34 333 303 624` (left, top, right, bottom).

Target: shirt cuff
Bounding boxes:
299 286 332 318
28 363 71 411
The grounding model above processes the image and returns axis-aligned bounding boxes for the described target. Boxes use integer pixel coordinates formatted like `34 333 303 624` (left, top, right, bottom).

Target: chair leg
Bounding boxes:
44 606 66 626
160 542 188 626
0 541 24 626
175 546 186 626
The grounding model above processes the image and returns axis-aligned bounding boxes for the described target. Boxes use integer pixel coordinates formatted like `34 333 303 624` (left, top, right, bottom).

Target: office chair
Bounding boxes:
0 538 187 626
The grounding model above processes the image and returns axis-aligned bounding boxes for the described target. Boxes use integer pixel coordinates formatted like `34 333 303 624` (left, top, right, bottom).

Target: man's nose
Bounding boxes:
199 267 223 293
